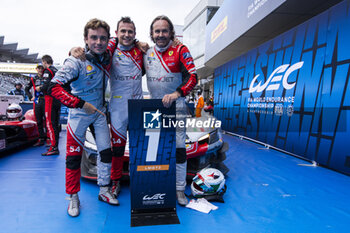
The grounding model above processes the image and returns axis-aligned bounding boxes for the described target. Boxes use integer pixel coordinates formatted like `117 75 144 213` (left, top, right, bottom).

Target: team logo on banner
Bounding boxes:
143 109 162 129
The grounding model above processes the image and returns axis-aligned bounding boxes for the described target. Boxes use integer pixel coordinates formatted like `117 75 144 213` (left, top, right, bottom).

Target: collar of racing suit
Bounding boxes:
117 43 135 51
155 40 172 53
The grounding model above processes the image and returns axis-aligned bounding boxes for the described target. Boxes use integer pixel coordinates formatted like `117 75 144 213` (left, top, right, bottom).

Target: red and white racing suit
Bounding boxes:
107 39 144 181
144 42 197 191
42 66 60 149
49 56 113 194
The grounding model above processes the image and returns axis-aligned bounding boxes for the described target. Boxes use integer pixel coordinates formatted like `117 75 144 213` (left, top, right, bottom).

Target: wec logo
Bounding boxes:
249 61 304 93
143 193 166 201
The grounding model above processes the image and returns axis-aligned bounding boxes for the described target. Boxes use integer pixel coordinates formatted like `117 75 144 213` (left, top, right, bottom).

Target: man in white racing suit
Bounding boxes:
145 15 198 206
107 17 144 200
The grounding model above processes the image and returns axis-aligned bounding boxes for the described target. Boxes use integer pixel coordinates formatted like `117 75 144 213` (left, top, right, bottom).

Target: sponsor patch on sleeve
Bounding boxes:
182 52 192 60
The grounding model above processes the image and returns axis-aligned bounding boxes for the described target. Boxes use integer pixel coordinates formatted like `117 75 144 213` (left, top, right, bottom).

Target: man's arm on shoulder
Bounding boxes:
70 47 86 61
107 37 118 57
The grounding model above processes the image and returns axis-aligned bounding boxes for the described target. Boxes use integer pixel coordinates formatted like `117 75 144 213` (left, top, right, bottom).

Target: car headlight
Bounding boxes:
209 129 219 144
198 134 209 144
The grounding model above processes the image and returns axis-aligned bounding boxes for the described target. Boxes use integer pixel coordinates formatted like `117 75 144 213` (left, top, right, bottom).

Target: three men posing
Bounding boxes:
48 15 197 217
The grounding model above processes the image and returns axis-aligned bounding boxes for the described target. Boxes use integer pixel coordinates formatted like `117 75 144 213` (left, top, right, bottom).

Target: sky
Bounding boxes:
1 0 200 64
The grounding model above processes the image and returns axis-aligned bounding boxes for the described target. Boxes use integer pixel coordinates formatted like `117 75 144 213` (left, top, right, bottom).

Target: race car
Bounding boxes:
81 111 229 181
0 106 39 153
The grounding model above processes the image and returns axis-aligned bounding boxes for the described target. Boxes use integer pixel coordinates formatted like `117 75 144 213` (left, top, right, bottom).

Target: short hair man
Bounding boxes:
106 16 144 200
25 64 47 146
145 15 198 206
8 82 27 100
48 18 118 217
40 55 61 155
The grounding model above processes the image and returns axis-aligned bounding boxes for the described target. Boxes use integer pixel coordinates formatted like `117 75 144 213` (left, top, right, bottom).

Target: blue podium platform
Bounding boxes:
0 131 349 233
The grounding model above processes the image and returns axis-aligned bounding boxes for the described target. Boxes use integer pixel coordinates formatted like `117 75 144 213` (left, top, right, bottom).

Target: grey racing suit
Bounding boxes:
144 42 197 191
109 43 143 181
49 56 113 194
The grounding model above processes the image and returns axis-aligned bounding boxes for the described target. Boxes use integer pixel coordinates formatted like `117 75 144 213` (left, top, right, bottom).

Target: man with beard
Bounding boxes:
144 15 198 206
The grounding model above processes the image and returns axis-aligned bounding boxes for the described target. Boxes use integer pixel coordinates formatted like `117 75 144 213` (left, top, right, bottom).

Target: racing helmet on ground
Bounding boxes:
191 168 226 200
6 103 23 120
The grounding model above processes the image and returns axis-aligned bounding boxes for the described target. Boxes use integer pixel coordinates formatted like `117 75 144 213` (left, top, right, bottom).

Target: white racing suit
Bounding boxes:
144 42 197 191
108 43 143 181
49 56 113 194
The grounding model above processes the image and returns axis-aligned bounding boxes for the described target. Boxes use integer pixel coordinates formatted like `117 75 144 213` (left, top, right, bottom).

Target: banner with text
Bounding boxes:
214 0 350 175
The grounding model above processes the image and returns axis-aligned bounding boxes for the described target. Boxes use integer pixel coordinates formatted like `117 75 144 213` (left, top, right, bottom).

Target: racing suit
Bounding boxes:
42 66 60 149
144 42 197 191
107 39 144 181
8 88 27 100
48 56 113 194
25 76 46 141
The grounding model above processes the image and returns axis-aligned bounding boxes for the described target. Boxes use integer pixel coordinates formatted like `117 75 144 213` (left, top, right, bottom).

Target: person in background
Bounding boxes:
25 64 47 146
195 90 204 117
204 99 214 115
8 82 28 100
40 55 60 156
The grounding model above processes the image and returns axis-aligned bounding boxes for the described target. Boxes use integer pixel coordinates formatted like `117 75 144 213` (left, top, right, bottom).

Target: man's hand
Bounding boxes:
172 38 183 47
162 91 181 108
31 97 35 101
83 102 105 116
70 47 86 61
35 86 41 92
136 41 150 53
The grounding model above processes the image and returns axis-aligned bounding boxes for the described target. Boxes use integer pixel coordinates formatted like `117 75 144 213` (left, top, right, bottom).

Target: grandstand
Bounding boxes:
0 35 40 95
0 35 40 63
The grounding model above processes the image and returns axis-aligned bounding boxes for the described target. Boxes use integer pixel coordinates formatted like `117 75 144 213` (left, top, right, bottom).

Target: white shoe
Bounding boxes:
67 193 80 217
176 190 188 206
98 186 119 205
111 180 121 198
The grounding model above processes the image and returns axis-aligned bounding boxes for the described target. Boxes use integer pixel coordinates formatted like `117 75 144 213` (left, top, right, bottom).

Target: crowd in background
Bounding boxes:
0 73 30 98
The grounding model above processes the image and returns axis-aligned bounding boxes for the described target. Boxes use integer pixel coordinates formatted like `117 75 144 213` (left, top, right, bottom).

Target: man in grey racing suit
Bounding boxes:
48 18 118 217
145 15 198 206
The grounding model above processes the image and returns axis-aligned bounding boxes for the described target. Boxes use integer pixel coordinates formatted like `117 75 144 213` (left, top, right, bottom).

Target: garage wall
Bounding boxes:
213 0 350 175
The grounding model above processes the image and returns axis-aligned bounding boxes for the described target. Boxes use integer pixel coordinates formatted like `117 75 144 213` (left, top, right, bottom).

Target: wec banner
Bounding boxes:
214 0 350 175
128 99 179 227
